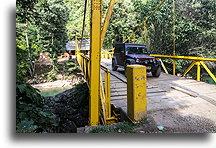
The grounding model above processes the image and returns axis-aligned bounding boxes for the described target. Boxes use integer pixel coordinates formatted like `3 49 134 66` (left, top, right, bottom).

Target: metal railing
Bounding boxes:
151 54 216 82
76 53 90 83
101 48 114 59
76 53 117 125
101 51 114 59
99 50 216 83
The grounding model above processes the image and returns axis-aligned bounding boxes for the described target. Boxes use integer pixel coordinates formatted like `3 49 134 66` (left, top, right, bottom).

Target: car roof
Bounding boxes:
115 43 146 47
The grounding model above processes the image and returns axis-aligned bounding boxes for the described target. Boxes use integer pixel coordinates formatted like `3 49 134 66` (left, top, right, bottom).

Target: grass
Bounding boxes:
90 119 149 133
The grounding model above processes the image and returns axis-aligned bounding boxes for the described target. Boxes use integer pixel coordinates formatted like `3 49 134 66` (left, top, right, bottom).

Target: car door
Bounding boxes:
116 46 125 66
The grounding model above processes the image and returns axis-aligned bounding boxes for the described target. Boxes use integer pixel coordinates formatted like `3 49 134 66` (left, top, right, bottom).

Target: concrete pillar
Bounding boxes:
126 65 147 122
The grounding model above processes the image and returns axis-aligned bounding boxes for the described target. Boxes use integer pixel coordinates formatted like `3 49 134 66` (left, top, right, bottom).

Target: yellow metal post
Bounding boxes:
126 65 147 122
104 71 111 118
89 0 102 126
173 59 176 75
196 61 201 81
75 36 80 56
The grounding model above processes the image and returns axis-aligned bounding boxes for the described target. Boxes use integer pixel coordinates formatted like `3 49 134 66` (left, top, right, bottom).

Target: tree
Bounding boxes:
64 0 90 40
35 0 69 71
16 0 40 79
103 0 137 49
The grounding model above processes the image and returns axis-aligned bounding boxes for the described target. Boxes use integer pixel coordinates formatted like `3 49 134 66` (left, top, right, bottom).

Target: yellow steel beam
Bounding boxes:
123 0 165 43
150 54 216 62
173 59 176 75
89 0 102 126
77 36 89 39
182 61 197 77
80 0 88 49
104 70 111 118
152 54 216 82
100 75 107 124
196 62 201 81
200 61 216 83
101 0 115 47
101 65 111 118
157 58 168 74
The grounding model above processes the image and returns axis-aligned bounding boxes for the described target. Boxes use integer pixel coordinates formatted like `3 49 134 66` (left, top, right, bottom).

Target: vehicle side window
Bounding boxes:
115 47 120 53
114 47 118 53
115 46 124 54
120 47 124 54
126 47 148 54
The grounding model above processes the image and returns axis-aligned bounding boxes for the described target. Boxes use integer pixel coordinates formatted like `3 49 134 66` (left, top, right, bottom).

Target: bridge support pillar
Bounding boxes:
126 65 147 122
89 0 102 126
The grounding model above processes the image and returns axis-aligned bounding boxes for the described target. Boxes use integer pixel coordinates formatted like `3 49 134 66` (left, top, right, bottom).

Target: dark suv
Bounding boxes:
112 43 161 77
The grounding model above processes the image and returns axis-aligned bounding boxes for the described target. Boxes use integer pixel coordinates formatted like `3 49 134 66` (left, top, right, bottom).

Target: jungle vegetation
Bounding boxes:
16 0 215 132
66 0 216 82
17 0 216 82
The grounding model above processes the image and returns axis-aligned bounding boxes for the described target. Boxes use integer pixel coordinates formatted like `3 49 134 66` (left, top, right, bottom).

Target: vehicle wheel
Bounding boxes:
152 66 161 77
112 59 118 71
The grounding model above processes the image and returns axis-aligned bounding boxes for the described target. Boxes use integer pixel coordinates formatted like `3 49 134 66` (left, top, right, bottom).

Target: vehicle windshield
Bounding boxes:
126 47 148 54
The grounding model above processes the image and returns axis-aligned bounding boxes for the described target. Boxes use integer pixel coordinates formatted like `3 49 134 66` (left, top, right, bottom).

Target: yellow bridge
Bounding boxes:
73 0 216 131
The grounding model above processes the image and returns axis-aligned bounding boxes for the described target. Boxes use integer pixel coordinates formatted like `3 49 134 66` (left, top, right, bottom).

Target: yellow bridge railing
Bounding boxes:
101 51 113 59
99 51 216 83
76 53 117 125
76 53 90 82
150 54 216 82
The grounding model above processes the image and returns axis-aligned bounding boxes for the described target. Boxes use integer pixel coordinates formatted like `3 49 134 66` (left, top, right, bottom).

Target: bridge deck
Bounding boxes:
101 59 216 132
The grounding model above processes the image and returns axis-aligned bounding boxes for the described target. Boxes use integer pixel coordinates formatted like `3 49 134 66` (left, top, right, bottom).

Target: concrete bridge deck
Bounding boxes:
101 59 216 133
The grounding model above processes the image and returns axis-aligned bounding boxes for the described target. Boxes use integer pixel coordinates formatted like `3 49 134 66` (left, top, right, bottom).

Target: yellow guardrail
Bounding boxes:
101 48 114 59
101 51 114 59
77 53 90 83
77 36 90 43
76 53 117 125
150 54 216 82
97 50 216 83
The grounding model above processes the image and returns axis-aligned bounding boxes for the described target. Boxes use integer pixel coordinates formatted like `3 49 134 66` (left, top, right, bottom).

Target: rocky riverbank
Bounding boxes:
44 82 89 133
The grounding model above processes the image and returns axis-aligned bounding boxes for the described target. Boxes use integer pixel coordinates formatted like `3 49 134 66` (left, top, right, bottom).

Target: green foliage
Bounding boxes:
16 0 41 80
64 0 90 39
90 121 135 133
16 80 59 133
65 60 79 73
35 0 69 60
90 119 149 133
16 0 39 23
16 0 70 80
16 0 215 82
16 24 41 80
67 0 214 64
103 0 137 48
73 82 89 109
16 32 29 80
45 71 57 82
